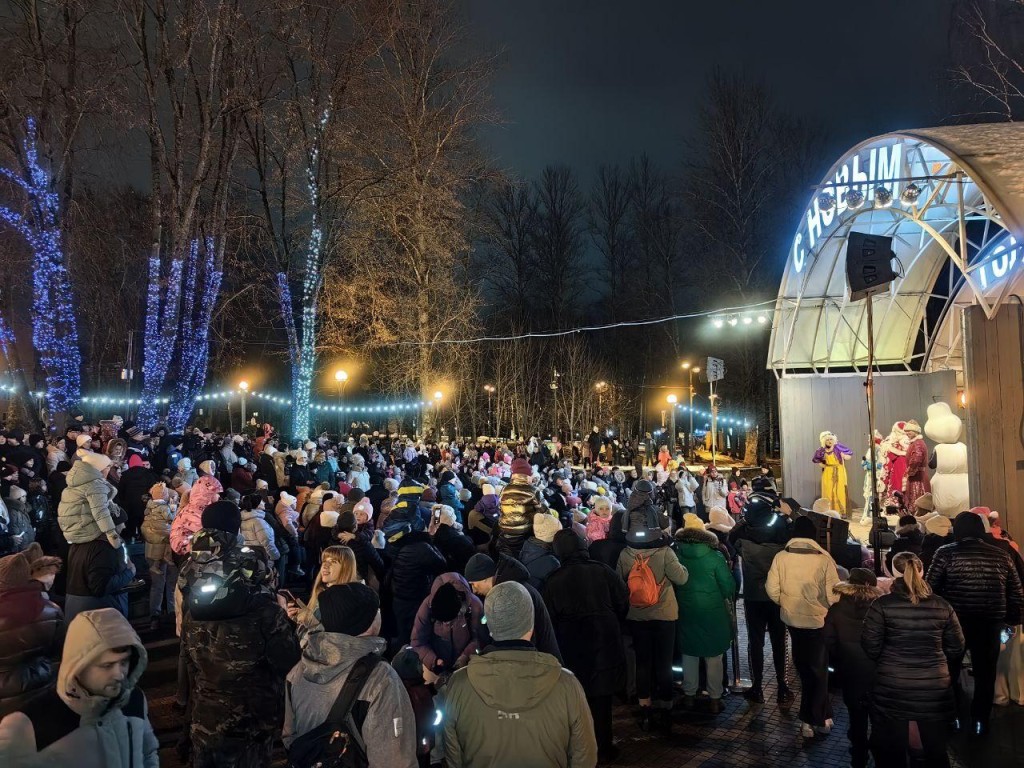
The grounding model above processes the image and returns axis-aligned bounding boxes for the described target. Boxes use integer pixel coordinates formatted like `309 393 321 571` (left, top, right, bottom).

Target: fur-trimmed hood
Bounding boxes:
832 581 882 601
673 526 719 548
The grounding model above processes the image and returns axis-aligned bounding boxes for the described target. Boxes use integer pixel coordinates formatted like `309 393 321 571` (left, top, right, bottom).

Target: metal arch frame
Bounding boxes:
772 136 1013 377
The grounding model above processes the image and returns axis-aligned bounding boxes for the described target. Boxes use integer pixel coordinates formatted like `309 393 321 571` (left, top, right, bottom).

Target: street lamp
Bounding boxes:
238 380 249 429
667 394 677 454
595 380 607 426
433 390 443 436
335 369 348 434
483 384 495 435
684 365 701 459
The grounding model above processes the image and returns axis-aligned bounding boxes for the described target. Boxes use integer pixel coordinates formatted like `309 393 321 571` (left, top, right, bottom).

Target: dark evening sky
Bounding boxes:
464 0 960 182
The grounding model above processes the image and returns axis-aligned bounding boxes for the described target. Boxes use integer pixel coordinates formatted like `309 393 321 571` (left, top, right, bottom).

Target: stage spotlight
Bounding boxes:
900 183 922 206
874 186 894 208
846 188 865 210
818 192 836 212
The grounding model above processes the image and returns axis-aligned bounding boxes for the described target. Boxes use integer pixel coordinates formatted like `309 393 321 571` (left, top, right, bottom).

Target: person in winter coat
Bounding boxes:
57 453 123 550
767 515 841 737
388 528 448 646
620 479 670 541
0 607 158 768
239 494 280 562
169 474 223 556
282 584 418 767
920 514 953 573
675 468 699 520
437 470 464 524
443 581 598 768
518 513 561 592
543 529 628 762
257 445 279 492
288 453 314 493
179 502 301 766
467 483 500 549
585 495 613 543
885 514 924 573
862 553 964 767
494 459 544 558
64 502 136 625
140 482 177 629
4 487 34 552
175 457 198 488
702 466 729 515
926 510 1024 735
617 508 689 733
333 509 386 588
430 505 477 575
672 523 736 714
0 544 64 717
823 568 883 768
411 572 483 683
116 460 158 541
229 457 255 494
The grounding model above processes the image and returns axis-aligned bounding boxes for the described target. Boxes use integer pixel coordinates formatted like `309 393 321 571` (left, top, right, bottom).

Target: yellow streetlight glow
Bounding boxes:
238 380 249 391
667 394 678 404
681 361 691 370
434 390 443 401
693 366 701 374
335 369 348 383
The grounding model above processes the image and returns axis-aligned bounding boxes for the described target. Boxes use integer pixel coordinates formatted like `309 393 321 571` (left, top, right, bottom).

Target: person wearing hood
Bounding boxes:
57 452 123 550
437 469 464 524
517 513 561 592
494 459 544 559
616 486 688 733
140 482 177 631
729 492 793 704
862 553 964 767
230 456 255 494
116 457 158 542
175 457 198 488
927 510 1024 735
4 486 34 553
283 583 417 767
430 505 477 575
823 568 883 768
169 474 223 556
239 493 280 562
885 514 925 573
467 482 500 550
0 608 158 768
542 529 628 762
672 519 736 715
179 500 300 766
388 518 447 647
443 580 597 768
0 543 64 717
45 438 67 475
767 514 841 738
411 572 483 683
257 444 280 492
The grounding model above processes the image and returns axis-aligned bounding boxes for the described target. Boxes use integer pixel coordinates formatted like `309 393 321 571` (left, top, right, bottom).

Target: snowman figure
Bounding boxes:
923 402 969 519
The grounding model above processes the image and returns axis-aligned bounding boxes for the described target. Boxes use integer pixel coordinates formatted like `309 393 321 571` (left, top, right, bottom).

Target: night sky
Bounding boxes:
465 0 960 182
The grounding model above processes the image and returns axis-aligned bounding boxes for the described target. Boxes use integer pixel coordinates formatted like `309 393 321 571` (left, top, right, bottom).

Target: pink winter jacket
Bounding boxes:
585 513 612 543
170 475 224 555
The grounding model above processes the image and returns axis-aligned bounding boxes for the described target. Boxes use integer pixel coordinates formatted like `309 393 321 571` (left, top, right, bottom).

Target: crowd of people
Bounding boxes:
0 417 1022 767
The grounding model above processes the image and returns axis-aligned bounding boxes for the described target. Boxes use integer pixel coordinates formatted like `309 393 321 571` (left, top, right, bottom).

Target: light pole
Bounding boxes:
238 381 249 430
595 380 607 426
434 390 443 437
682 362 700 459
666 394 677 455
335 369 348 434
483 384 495 435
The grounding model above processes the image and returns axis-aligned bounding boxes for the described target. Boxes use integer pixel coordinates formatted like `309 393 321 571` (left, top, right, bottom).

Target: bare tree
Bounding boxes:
482 178 538 328
531 165 586 330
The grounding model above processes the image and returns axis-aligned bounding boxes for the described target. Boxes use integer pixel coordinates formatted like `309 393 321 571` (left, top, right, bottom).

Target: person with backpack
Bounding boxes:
615 487 688 734
283 583 418 768
179 499 300 767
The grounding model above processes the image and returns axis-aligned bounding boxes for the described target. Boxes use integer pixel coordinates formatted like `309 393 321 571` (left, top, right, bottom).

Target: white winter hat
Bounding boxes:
76 434 93 448
319 509 340 528
233 434 244 444
236 457 247 467
591 496 612 514
177 458 192 471
295 454 308 466
383 478 399 492
82 452 112 473
482 483 496 496
278 491 296 507
812 498 833 515
7 485 27 502
198 460 215 476
533 512 562 543
708 506 735 532
256 479 268 490
925 515 952 537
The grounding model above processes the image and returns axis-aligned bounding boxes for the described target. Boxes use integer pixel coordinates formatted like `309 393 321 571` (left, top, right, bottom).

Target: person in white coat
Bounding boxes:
675 469 699 516
767 515 840 739
240 495 281 563
701 467 728 514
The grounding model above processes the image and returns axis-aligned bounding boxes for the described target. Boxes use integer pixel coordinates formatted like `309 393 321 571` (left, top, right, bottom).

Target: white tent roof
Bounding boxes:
770 123 1024 374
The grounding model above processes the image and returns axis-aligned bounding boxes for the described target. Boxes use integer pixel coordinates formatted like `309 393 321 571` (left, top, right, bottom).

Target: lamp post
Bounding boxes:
483 384 495 435
238 381 249 430
681 362 700 459
595 380 607 426
334 369 348 435
434 390 443 438
666 394 677 455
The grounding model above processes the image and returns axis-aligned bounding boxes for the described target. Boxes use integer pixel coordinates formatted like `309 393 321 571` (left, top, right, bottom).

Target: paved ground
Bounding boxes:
139 600 1024 767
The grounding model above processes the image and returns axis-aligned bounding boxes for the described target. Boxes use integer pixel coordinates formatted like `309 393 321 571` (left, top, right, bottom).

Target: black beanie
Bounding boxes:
793 515 818 540
430 583 463 622
552 528 586 560
336 510 357 534
201 500 242 536
953 510 986 540
319 583 380 635
898 514 918 527
348 488 365 503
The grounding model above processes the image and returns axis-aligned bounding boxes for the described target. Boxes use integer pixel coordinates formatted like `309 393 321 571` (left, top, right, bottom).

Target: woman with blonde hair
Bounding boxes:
288 545 359 631
861 552 965 768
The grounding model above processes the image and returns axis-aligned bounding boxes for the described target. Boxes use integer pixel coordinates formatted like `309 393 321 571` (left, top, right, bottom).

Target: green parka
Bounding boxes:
672 527 736 657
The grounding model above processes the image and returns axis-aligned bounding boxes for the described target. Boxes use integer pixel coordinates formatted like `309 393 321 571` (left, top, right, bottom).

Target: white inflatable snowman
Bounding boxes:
924 402 969 518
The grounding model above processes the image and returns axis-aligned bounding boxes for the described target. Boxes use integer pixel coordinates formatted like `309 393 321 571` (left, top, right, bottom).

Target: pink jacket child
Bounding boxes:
276 491 299 538
170 475 224 555
585 497 613 543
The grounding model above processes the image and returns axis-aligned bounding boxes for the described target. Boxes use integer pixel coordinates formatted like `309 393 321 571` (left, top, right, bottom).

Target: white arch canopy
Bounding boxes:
769 123 1024 377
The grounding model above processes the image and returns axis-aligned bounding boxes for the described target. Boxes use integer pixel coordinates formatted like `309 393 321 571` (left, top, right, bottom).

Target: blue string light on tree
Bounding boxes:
137 255 184 429
0 118 82 417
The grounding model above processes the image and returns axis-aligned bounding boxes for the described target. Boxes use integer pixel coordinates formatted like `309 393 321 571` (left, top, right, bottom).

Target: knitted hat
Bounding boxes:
435 505 457 528
484 581 534 642
198 460 215 476
318 583 380 636
278 491 297 508
353 497 373 522
149 482 167 501
304 441 316 451
295 454 308 466
76 434 93 448
848 567 877 587
914 493 934 512
7 485 26 502
177 457 192 471
0 551 32 589
465 553 497 582
510 458 532 476
430 583 463 622
532 512 561 543
256 479 268 490
482 483 496 496
708 506 734 532
236 457 247 467
591 496 612 515
81 452 112 473
440 470 455 484
682 512 704 530
23 542 61 579
391 646 424 683
384 478 399 492
634 479 655 495
925 515 953 537
421 487 437 502
793 515 818 540
201 500 242 536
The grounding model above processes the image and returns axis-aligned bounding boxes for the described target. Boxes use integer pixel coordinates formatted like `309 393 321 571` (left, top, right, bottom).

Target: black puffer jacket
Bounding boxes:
0 583 64 717
861 580 964 721
387 531 446 606
823 581 881 694
927 538 1024 624
730 516 792 602
433 524 476 575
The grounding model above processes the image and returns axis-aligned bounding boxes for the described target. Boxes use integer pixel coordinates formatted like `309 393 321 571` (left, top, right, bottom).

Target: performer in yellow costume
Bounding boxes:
812 430 854 516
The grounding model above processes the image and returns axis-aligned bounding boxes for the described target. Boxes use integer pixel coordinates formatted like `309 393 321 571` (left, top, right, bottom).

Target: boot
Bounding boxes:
637 705 652 732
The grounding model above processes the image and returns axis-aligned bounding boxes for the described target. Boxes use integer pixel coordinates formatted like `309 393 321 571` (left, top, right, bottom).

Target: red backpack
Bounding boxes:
627 552 663 608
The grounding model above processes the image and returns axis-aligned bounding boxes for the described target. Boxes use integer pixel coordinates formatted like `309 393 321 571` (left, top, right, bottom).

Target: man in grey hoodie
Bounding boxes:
283 583 418 768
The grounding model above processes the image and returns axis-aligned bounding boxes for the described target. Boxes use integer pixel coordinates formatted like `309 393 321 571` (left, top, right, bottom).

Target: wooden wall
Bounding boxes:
964 304 1024 535
779 371 958 511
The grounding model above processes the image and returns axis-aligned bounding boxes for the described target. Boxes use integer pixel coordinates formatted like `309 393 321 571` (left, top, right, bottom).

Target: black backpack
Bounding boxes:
287 652 381 768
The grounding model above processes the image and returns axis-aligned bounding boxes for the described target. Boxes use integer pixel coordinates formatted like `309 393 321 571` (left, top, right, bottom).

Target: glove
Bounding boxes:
106 531 123 549
372 529 386 549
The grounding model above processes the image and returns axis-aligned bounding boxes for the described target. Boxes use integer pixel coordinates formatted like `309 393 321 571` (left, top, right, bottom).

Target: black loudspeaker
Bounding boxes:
804 510 858 566
846 231 897 301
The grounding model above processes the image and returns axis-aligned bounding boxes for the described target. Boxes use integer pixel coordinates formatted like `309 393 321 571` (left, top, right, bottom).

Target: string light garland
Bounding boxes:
137 255 184 428
0 118 82 415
